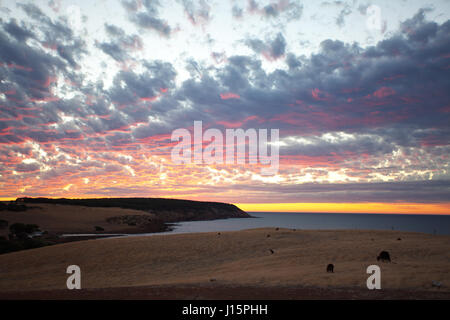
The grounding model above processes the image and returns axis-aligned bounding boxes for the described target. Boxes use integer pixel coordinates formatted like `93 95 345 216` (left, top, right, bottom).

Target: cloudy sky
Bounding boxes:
0 0 449 213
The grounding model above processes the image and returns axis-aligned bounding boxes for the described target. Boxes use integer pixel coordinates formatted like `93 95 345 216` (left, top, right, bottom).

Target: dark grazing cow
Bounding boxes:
377 251 391 262
326 264 334 273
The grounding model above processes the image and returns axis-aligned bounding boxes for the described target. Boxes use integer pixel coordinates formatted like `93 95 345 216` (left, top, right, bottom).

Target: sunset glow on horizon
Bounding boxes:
236 202 450 215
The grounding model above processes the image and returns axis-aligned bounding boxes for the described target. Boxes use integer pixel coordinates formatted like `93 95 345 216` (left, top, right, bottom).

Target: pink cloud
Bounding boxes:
140 96 158 102
220 92 240 100
0 63 33 72
439 105 450 113
383 74 404 82
216 120 243 128
373 86 396 98
216 115 263 128
311 88 330 101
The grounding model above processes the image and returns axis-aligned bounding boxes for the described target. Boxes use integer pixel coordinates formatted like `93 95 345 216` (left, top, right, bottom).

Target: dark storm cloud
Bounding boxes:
96 24 143 62
123 9 449 165
3 19 35 41
218 55 260 91
97 42 128 62
104 24 125 37
280 132 396 158
18 3 86 68
132 13 171 36
108 60 176 107
0 5 92 150
285 53 302 70
17 2 47 20
0 28 65 99
123 0 172 36
247 0 303 21
3 7 450 158
226 180 450 203
80 180 450 204
245 32 286 60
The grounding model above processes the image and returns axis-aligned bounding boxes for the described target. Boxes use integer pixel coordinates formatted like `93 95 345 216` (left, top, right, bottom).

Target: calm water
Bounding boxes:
138 212 450 236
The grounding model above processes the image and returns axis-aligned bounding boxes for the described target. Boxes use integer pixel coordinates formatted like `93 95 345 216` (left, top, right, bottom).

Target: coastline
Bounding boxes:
0 201 252 248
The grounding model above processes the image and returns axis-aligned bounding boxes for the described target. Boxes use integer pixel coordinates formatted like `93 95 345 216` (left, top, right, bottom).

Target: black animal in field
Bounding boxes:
326 264 334 273
377 251 391 262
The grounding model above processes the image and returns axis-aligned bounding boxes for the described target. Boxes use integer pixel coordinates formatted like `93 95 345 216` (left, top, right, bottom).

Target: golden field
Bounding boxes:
0 228 449 297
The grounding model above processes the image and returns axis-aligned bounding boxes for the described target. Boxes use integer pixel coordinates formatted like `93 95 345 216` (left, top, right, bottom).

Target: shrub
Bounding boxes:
0 203 27 211
7 203 27 211
0 237 50 255
0 238 24 254
9 223 40 237
0 219 8 229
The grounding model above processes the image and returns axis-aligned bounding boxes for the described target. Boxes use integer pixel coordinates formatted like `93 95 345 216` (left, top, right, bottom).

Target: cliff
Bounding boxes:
16 197 251 222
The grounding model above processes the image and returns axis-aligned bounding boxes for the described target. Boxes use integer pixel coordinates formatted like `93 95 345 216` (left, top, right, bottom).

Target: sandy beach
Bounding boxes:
0 228 449 299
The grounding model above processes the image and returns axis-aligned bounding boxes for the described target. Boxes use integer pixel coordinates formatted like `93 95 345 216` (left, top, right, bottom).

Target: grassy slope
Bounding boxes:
0 228 449 293
0 204 156 236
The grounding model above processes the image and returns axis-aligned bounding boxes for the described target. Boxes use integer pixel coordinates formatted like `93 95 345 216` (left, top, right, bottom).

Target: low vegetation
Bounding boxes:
0 202 28 212
0 219 8 229
0 223 50 254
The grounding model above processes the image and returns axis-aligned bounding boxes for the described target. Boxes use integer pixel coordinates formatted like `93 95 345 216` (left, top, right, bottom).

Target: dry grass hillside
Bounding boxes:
0 228 449 297
0 204 156 236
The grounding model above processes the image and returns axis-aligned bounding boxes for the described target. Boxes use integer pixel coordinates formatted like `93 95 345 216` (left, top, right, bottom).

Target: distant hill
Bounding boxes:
16 197 250 222
0 198 251 254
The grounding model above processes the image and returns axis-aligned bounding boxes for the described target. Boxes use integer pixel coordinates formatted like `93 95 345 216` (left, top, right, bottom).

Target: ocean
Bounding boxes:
147 212 450 236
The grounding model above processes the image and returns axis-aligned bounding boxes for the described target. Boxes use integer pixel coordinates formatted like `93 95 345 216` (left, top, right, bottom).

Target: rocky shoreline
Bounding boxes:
0 198 252 254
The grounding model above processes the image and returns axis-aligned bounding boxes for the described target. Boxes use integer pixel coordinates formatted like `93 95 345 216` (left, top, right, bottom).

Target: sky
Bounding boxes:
0 0 449 214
